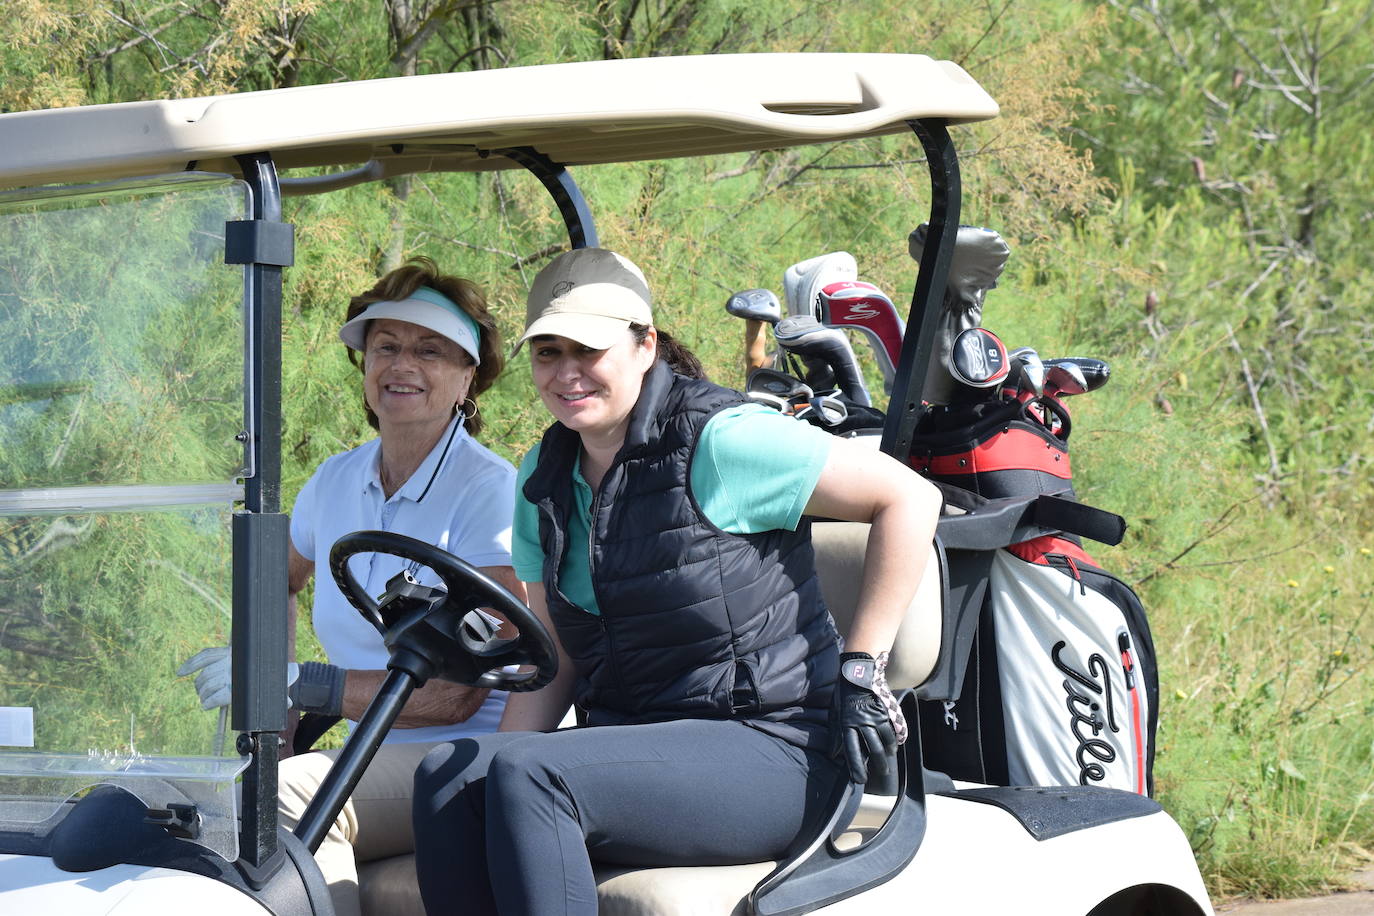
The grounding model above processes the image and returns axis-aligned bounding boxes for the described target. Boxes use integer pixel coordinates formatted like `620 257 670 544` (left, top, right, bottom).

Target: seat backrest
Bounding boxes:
810 520 944 690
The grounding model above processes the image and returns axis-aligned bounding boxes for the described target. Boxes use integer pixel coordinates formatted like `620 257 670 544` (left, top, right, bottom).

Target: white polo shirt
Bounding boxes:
290 415 515 744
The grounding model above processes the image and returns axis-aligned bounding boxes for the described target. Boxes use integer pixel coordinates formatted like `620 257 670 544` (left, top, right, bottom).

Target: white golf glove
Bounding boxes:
176 647 346 716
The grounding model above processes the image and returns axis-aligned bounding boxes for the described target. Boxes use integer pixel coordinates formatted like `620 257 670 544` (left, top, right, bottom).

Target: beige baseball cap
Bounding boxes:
514 248 653 353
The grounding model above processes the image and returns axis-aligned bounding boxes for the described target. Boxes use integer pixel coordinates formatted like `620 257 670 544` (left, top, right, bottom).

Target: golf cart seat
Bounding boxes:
356 520 947 916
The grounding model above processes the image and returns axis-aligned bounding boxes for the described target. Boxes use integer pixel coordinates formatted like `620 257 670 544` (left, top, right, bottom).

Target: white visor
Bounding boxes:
339 287 482 364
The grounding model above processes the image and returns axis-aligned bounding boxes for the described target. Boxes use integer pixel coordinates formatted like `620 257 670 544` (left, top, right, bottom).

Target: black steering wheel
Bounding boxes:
328 530 557 692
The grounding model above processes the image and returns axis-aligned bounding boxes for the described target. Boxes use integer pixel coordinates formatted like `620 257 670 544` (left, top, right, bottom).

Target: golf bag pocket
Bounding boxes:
989 547 1157 795
909 399 1072 499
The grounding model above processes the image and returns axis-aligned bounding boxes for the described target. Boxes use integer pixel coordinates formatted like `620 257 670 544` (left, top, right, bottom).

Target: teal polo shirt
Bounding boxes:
512 403 833 615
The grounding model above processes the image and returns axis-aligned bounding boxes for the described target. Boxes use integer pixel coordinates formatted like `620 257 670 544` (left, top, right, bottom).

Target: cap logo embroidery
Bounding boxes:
552 280 575 298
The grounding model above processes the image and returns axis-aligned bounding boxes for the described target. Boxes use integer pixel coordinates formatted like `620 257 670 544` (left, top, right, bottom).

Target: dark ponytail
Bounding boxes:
631 323 706 380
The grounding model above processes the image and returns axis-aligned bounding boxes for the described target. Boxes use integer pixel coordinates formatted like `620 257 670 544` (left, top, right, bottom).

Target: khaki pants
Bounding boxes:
278 742 437 916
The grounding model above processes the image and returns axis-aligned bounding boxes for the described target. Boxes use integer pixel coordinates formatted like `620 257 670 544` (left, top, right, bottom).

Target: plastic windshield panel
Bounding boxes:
0 172 252 503
0 503 235 750
0 174 250 860
0 750 248 862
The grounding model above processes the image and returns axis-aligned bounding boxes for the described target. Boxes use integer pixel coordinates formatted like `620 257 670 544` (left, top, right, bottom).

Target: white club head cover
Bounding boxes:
783 251 857 319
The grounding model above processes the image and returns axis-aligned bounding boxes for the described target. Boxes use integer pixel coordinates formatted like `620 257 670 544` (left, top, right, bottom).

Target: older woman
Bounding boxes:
180 258 522 916
410 248 941 915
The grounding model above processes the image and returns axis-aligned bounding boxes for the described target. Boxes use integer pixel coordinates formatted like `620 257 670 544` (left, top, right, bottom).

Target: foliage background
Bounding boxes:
2 0 1371 900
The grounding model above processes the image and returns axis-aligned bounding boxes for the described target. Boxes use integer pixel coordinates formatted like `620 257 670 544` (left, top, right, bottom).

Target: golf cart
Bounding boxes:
0 53 1212 914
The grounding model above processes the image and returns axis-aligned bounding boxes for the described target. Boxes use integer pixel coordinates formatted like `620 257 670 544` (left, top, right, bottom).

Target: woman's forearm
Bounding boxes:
498 582 578 732
341 671 492 726
803 437 942 655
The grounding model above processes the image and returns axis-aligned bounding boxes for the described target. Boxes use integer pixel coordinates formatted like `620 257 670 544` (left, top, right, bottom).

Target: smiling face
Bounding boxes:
363 318 475 440
529 328 657 448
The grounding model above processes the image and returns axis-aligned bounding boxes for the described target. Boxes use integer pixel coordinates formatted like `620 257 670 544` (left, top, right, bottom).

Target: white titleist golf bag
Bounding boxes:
986 541 1156 794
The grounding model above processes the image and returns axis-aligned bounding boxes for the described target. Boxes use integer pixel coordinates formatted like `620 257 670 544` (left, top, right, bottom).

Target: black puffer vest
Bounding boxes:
523 361 840 749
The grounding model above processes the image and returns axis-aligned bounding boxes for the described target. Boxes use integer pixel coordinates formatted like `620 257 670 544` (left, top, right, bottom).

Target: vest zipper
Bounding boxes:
587 482 630 702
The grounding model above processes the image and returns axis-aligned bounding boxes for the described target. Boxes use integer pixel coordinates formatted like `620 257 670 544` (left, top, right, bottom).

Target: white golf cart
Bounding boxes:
0 54 1212 915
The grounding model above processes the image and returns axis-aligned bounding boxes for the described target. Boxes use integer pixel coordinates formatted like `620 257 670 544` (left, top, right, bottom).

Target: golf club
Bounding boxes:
948 326 1010 390
1007 346 1046 399
1046 356 1111 392
725 288 782 372
818 279 903 392
908 224 1013 405
794 393 849 429
773 314 872 406
747 366 812 402
1044 361 1088 399
782 251 857 319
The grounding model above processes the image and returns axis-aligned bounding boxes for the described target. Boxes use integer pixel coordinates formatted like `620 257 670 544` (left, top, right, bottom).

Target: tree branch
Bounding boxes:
1226 321 1283 489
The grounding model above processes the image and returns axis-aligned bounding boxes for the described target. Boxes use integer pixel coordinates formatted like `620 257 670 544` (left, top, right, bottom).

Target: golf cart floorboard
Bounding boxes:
940 784 1162 841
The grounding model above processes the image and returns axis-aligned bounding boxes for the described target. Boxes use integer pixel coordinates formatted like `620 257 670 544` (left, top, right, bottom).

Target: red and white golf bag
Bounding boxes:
987 536 1157 794
912 399 1159 796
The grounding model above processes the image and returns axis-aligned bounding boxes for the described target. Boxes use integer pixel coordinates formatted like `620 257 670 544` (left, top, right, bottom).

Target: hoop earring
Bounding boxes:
460 397 479 420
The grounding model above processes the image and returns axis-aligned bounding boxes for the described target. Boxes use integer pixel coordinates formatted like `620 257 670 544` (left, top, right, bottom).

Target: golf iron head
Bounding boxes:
1046 356 1110 393
1007 346 1046 399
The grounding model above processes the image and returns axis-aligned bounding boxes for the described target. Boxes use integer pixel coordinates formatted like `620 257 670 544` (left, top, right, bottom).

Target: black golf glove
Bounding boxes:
829 651 907 784
290 661 347 717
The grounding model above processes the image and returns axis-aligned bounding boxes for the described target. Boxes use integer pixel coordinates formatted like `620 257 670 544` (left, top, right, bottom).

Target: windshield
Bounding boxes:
0 173 250 861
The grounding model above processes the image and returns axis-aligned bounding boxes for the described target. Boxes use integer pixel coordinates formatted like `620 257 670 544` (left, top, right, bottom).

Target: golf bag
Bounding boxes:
912 399 1159 796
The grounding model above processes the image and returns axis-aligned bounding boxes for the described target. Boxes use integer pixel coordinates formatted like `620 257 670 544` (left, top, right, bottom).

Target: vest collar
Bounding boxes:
619 359 674 457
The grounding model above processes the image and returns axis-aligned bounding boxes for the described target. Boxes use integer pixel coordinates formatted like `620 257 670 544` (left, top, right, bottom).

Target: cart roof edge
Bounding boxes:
0 53 998 191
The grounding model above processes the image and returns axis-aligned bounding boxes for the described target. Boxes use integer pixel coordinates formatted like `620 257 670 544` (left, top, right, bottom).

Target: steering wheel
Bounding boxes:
328 530 557 692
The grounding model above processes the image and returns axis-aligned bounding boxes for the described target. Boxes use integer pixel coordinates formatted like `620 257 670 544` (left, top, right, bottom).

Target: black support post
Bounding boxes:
294 669 416 854
232 152 290 515
228 152 294 876
495 147 599 250
879 119 961 461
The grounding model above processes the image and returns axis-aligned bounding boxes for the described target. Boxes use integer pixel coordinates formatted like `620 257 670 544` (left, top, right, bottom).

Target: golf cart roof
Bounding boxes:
0 53 997 191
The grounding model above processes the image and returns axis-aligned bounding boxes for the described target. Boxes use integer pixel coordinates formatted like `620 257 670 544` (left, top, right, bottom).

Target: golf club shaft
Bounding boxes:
744 319 770 371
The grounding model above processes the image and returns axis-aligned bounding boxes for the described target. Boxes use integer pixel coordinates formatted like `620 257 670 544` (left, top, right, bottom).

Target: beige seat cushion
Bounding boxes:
595 861 776 916
358 854 424 916
357 853 770 916
811 520 943 689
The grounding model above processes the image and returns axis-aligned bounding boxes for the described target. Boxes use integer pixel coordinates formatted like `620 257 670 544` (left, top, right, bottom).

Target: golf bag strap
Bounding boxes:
934 484 1124 549
1032 494 1124 547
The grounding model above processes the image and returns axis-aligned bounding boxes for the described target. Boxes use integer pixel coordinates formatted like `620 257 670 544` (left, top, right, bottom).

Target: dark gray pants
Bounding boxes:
412 719 842 915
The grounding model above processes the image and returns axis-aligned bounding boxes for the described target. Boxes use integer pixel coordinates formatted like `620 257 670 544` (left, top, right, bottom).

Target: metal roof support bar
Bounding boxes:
879 118 960 460
494 147 599 250
231 153 289 515
229 152 292 878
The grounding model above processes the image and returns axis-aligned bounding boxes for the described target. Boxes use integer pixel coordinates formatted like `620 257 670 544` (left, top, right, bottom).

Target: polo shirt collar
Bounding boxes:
367 415 464 503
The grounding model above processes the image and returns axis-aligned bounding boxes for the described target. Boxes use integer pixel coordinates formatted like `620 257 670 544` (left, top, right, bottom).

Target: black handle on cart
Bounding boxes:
935 490 1125 551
